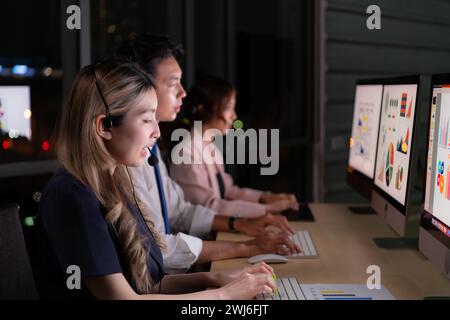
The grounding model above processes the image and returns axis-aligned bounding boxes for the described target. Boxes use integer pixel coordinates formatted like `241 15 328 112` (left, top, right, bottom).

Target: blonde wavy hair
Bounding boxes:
54 58 165 294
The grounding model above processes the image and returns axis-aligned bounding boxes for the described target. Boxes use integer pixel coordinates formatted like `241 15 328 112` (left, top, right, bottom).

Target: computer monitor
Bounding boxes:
371 75 423 242
419 73 450 279
0 80 59 170
347 80 384 203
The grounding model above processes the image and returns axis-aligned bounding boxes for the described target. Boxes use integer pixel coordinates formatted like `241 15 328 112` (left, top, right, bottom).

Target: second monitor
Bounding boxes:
371 75 424 247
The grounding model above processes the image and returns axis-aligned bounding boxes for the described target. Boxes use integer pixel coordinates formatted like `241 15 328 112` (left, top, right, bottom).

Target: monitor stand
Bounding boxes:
372 237 418 250
348 205 376 214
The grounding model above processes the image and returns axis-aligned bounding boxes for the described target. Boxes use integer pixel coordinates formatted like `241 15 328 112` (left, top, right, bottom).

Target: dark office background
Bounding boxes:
2 0 450 221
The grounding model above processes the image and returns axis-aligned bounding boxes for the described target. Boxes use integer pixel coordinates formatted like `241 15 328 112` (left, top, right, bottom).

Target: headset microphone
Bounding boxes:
147 147 159 166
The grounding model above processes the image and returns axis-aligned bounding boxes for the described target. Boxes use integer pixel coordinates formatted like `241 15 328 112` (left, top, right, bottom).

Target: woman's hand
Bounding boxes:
216 265 277 300
234 213 295 236
212 262 274 287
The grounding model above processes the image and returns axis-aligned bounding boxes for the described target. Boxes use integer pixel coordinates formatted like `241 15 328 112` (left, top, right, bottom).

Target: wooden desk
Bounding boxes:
211 203 450 299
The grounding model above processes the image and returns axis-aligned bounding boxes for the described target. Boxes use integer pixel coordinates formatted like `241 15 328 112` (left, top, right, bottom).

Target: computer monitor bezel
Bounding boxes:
420 73 450 250
372 75 421 216
347 79 385 200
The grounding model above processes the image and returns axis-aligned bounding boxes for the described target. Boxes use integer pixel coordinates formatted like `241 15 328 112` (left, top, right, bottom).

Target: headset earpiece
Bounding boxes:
103 117 113 130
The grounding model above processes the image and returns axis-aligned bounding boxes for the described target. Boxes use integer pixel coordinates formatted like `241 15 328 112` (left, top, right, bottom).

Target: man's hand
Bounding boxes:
244 232 300 256
234 213 295 236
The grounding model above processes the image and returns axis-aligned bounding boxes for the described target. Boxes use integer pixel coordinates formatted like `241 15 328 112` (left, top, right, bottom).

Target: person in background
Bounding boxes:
170 75 299 219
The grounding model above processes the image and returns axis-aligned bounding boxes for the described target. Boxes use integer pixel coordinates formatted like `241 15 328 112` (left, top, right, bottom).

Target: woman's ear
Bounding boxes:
95 114 112 140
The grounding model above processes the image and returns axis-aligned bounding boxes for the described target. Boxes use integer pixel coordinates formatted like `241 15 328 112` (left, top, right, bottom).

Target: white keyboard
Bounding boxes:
257 277 305 300
288 230 318 258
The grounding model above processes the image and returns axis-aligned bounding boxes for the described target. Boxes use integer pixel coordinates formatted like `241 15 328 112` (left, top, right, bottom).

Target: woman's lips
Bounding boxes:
140 144 154 158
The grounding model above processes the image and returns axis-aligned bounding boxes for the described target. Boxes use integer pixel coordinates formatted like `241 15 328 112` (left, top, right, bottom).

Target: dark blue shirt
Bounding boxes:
37 168 164 298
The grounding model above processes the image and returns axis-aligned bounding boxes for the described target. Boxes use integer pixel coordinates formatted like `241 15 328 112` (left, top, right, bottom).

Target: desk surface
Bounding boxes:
211 203 450 300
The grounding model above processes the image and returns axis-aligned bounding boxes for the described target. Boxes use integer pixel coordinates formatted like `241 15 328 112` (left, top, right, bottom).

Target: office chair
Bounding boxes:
0 203 38 299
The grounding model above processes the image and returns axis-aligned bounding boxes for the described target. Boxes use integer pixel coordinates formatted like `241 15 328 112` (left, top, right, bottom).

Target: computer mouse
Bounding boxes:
247 254 289 264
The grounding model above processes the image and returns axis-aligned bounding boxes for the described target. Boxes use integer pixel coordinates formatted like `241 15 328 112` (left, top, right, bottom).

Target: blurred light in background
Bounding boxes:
41 140 50 152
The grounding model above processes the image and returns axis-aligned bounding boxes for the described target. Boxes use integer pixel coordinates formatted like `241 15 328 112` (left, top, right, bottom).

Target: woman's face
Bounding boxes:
107 89 160 167
209 91 237 135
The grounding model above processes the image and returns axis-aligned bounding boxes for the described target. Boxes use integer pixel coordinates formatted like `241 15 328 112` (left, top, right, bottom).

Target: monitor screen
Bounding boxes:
349 84 383 178
374 84 418 206
424 84 450 237
0 86 31 141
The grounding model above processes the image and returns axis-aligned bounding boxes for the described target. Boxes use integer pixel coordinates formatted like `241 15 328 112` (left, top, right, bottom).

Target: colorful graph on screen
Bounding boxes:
437 160 445 193
355 114 369 157
447 166 450 200
400 93 407 117
349 85 383 178
375 84 417 206
436 161 450 200
426 87 450 231
406 98 412 118
398 94 413 119
396 127 410 155
395 166 404 190
301 284 395 300
377 151 385 182
439 117 450 148
385 143 394 186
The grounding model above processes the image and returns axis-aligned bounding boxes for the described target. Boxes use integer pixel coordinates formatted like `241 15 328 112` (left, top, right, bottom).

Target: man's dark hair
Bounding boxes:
115 34 184 77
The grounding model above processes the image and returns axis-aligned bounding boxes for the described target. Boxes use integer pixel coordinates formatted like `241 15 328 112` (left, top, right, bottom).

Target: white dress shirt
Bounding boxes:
129 149 216 274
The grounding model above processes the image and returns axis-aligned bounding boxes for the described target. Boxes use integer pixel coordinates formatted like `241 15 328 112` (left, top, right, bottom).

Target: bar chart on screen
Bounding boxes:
301 284 395 300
